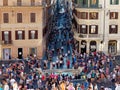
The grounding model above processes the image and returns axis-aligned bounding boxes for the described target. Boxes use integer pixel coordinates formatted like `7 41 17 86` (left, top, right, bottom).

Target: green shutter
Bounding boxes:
97 0 99 5
110 0 112 4
79 0 83 7
86 0 88 7
116 0 119 4
78 0 88 8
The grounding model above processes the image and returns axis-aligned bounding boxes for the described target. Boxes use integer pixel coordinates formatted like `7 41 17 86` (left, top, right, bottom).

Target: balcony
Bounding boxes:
79 34 87 38
4 2 44 7
19 2 42 6
1 40 13 45
74 31 103 40
79 34 102 38
74 4 102 9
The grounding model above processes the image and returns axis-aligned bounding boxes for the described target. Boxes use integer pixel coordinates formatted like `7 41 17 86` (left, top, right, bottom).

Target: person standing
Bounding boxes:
2 79 9 90
67 59 70 69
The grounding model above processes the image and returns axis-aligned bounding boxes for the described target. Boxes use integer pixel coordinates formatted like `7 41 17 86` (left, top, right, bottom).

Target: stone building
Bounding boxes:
73 0 120 55
0 0 53 59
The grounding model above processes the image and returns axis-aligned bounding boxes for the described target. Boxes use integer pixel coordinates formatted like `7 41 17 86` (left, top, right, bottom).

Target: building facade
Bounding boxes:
73 0 120 55
0 0 53 60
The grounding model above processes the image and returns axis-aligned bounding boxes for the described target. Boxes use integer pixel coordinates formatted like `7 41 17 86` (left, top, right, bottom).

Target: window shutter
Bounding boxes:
79 0 83 7
22 31 25 39
9 31 11 40
2 31 4 40
96 13 98 19
89 13 91 19
35 30 38 39
3 13 9 23
116 25 118 33
80 25 82 33
115 12 118 19
86 25 88 34
116 0 119 4
31 0 35 6
17 0 22 6
17 13 22 23
15 31 18 40
110 0 112 4
89 25 91 34
29 31 31 39
96 25 98 34
31 13 35 22
3 0 8 6
110 12 112 19
109 25 111 33
86 12 88 19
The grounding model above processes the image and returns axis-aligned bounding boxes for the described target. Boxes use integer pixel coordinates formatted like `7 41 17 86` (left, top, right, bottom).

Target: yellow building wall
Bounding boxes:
0 6 45 59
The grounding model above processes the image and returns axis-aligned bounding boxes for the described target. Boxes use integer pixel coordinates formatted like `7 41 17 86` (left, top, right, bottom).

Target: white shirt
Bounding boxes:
115 84 120 90
10 78 15 86
94 85 98 90
4 84 9 90
112 74 116 79
13 82 18 90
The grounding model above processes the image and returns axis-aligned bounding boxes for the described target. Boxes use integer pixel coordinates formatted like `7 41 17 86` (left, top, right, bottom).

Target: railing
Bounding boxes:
74 32 103 39
88 34 102 38
11 2 43 7
0 2 49 7
79 34 88 38
74 4 102 9
1 40 12 45
79 34 102 38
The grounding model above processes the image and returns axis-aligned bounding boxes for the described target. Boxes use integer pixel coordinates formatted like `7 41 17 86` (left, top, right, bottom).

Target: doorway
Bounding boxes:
18 48 23 59
81 40 87 54
108 40 117 55
90 41 97 52
3 48 11 60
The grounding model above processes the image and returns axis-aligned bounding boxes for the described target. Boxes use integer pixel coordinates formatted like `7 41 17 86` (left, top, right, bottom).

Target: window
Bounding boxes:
31 0 35 6
90 0 98 7
80 0 88 7
109 25 118 34
3 0 8 6
80 25 88 34
83 0 87 5
30 13 36 22
89 25 98 34
110 0 119 5
89 12 98 19
29 48 37 56
3 13 9 23
17 13 22 23
110 12 118 19
29 30 38 39
82 0 88 6
2 31 11 41
15 31 25 40
80 12 88 19
91 0 97 5
17 0 22 6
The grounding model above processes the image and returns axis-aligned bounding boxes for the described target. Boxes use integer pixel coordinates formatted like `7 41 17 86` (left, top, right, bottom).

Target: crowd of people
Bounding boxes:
0 51 120 90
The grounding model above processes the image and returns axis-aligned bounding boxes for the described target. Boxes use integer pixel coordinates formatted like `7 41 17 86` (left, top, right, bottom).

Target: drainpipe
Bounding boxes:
102 0 105 43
